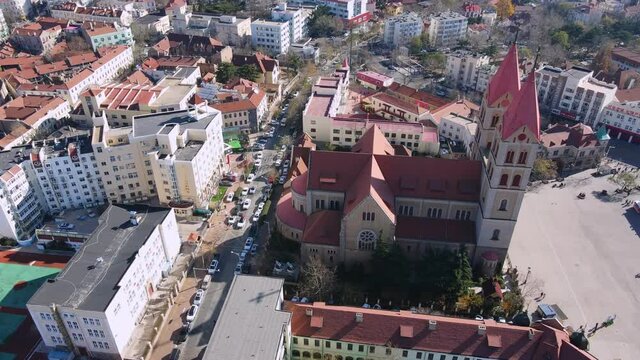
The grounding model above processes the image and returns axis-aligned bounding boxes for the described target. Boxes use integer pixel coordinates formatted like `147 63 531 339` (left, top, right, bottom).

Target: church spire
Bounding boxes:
485 44 521 107
502 72 541 141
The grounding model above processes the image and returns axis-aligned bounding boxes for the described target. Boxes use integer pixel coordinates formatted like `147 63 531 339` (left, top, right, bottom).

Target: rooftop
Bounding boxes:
305 93 334 117
37 206 107 237
174 141 204 161
132 110 215 138
28 205 171 311
203 275 290 360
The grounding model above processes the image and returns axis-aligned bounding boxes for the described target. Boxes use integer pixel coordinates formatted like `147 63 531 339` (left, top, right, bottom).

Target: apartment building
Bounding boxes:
251 19 291 56
540 123 609 171
80 22 134 51
302 71 349 142
287 302 597 360
383 12 424 47
289 0 370 24
132 14 170 36
535 65 617 126
91 108 224 208
27 204 181 359
438 113 477 150
0 0 32 21
0 147 43 242
28 129 106 212
10 22 61 55
474 64 497 93
51 2 133 26
0 9 9 42
272 2 307 44
0 95 71 150
611 47 640 72
149 33 232 62
445 50 490 91
35 207 103 251
428 12 468 48
96 0 156 17
598 93 640 143
210 78 268 133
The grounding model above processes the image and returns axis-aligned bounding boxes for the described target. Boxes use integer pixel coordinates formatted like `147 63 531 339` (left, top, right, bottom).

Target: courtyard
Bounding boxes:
509 163 640 359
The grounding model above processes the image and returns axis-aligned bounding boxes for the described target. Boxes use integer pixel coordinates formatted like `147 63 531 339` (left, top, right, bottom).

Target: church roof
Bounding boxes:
502 72 541 141
486 44 520 106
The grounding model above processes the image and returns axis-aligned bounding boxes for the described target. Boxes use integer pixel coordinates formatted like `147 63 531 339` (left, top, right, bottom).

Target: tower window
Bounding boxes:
499 199 508 211
499 174 508 186
505 151 515 163
491 229 500 240
490 115 499 127
512 175 521 187
518 152 528 164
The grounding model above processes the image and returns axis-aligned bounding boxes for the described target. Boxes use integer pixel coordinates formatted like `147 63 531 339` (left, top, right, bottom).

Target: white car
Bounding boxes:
255 152 263 160
242 199 252 210
280 145 287 152
249 186 257 195
257 202 265 212
186 305 198 322
241 187 249 196
234 262 243 275
227 216 238 225
244 237 254 251
239 250 247 262
246 173 255 183
207 259 219 274
274 159 282 168
235 216 246 229
252 211 260 222
224 193 234 202
254 159 262 167
193 289 205 306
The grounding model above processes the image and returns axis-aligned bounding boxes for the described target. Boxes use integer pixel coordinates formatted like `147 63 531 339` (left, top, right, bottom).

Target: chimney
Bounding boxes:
528 328 535 340
478 324 486 336
428 319 437 330
305 308 313 317
129 210 139 225
355 312 363 323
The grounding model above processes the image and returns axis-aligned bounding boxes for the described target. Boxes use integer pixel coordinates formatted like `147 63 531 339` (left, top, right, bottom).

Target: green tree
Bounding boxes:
216 62 236 84
483 43 498 58
369 241 410 291
409 36 423 55
531 158 558 181
308 6 344 38
421 52 446 74
495 0 515 19
417 247 473 303
593 42 614 75
551 31 570 49
236 64 260 81
288 52 303 72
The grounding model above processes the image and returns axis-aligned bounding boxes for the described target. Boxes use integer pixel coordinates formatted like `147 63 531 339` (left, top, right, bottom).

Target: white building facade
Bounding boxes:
598 99 640 143
428 12 468 47
383 12 423 47
0 0 31 21
445 50 490 90
251 19 291 55
272 3 307 44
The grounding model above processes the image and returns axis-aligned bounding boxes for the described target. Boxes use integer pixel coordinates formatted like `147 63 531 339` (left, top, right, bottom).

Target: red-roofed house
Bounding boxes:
10 23 62 55
541 123 609 170
209 78 268 133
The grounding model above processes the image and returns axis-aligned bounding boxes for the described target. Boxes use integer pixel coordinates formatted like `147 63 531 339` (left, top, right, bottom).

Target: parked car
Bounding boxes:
283 159 290 168
251 244 258 256
242 199 252 210
257 201 265 212
186 305 198 322
255 152 263 160
254 159 262 167
274 159 282 167
193 289 205 305
246 173 255 183
241 187 249 196
244 237 254 251
226 216 238 225
280 144 287 152
235 215 246 229
252 211 260 222
224 193 234 202
248 186 257 194
208 259 219 274
278 175 286 184
239 250 247 262
234 262 243 275
175 323 190 344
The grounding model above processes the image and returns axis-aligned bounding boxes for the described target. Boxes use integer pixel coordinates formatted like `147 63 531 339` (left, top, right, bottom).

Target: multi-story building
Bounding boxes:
149 33 232 63
383 12 423 47
289 0 370 25
540 123 609 171
232 52 281 85
535 65 618 126
438 113 478 150
132 14 171 36
428 12 468 48
27 204 181 359
27 129 106 212
0 95 71 150
51 2 133 26
475 64 497 93
569 4 603 24
611 47 640 72
302 71 349 142
0 0 32 22
0 146 43 242
280 44 540 271
210 78 268 134
202 275 291 360
0 9 9 42
445 50 490 91
598 94 640 143
272 2 307 44
80 22 134 51
35 207 104 251
286 302 597 360
10 22 62 55
91 108 225 208
251 19 291 56
96 0 156 17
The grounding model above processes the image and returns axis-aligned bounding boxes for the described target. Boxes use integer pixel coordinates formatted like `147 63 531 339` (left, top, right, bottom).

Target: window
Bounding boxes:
402 350 409 357
512 175 521 187
427 355 434 360
505 151 515 163
314 340 320 347
399 205 414 216
293 337 298 345
518 152 528 164
491 115 499 127
491 229 500 240
386 348 392 355
313 353 321 359
292 350 301 357
362 212 375 221
358 230 377 250
336 342 342 349
440 356 446 360
369 346 375 353
499 199 508 211
304 338 309 346
325 341 331 348
417 353 423 359
499 174 508 186
358 345 364 352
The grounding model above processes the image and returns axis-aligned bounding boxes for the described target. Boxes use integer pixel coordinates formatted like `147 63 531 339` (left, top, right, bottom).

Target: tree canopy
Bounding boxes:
495 0 515 19
308 6 344 38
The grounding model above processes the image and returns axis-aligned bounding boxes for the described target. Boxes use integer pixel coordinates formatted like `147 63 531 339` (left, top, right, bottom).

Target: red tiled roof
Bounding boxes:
616 87 640 102
232 52 278 73
343 155 396 221
291 171 308 195
287 302 573 359
370 92 428 115
541 123 599 148
486 44 520 106
276 191 307 231
351 124 395 155
0 95 66 126
302 210 342 246
502 72 541 141
66 52 98 66
395 217 476 244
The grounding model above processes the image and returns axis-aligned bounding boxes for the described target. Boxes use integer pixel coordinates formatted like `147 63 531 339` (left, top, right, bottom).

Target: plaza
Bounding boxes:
509 161 640 359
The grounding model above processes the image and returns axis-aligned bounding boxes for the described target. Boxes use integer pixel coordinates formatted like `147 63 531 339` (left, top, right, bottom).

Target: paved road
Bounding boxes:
176 115 291 360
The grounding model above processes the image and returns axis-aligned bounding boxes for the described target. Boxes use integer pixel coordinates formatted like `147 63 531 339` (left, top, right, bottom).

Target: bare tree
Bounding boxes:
299 256 336 301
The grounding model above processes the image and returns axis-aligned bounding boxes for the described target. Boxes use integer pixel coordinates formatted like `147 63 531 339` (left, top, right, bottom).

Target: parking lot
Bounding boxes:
509 159 640 358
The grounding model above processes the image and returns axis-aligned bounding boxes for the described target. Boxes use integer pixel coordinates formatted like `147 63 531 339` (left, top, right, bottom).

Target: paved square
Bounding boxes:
510 170 640 359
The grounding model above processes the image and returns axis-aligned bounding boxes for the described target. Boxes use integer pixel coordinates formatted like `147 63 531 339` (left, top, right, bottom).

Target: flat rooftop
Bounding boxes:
305 93 334 117
28 205 171 311
203 275 290 360
174 141 204 161
132 110 214 138
37 206 107 236
155 78 195 105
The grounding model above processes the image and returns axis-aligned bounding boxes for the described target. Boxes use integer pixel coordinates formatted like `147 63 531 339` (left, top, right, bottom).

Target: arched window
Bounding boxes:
313 353 322 359
499 174 508 186
499 199 508 211
505 151 515 163
335 356 344 360
323 354 333 360
346 357 354 360
491 229 500 240
512 175 521 187
292 350 301 357
358 230 377 251
518 151 528 164
490 115 499 127
303 351 311 358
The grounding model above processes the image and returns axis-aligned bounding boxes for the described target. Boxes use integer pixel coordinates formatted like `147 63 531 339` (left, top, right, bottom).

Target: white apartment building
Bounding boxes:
598 99 640 143
0 0 31 21
383 12 424 47
438 113 477 150
303 76 346 141
28 130 107 213
475 64 496 94
0 147 43 242
0 9 9 42
251 19 291 55
91 108 225 208
290 0 369 23
27 205 181 359
81 22 134 51
96 0 156 16
428 12 468 48
445 50 490 90
535 65 618 126
51 2 134 26
272 2 307 44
